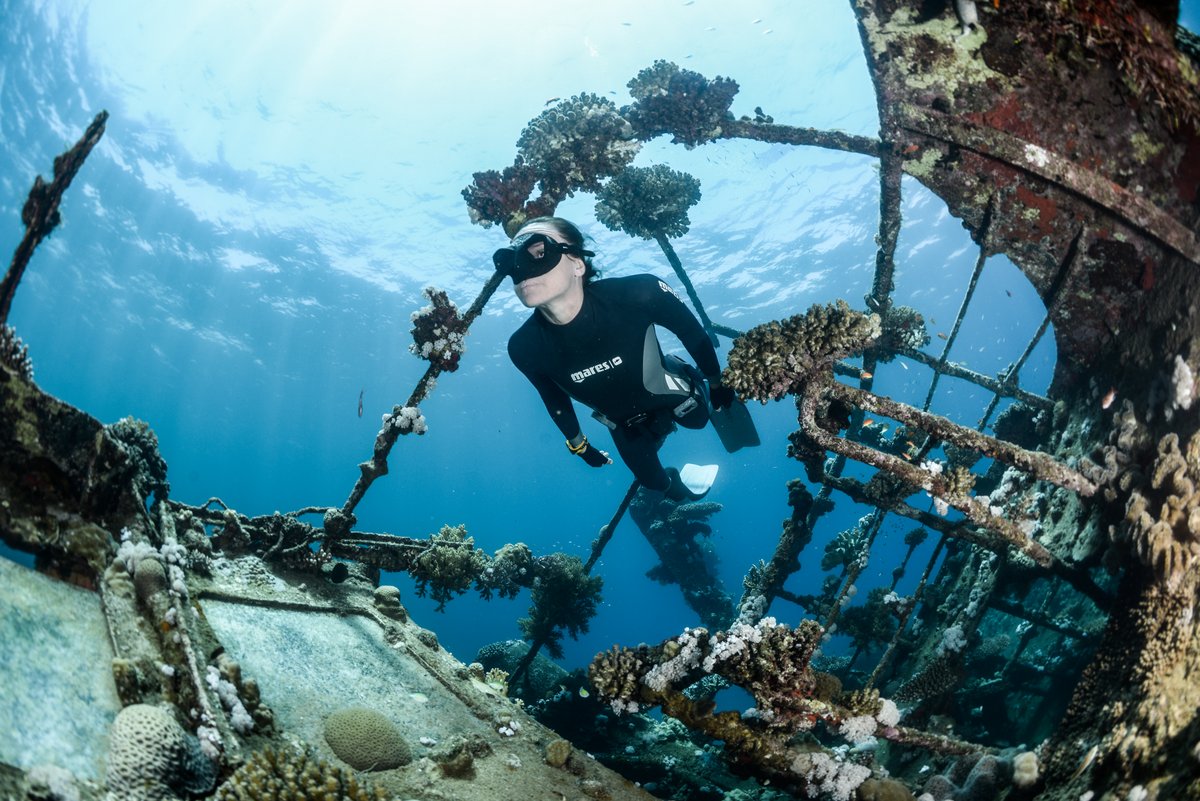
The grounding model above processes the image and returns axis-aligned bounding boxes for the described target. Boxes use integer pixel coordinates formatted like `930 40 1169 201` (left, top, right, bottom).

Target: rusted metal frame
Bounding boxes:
866 535 947 688
977 225 1086 429
584 479 642 573
921 194 997 411
824 379 1097 496
799 378 1059 566
1 111 109 326
817 470 1109 608
895 103 1200 265
720 118 882 158
340 270 507 519
823 509 885 633
655 232 720 347
987 595 1096 642
894 346 1052 410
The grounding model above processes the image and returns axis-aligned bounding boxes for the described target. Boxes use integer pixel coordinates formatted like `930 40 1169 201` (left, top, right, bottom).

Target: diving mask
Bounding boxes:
492 232 594 284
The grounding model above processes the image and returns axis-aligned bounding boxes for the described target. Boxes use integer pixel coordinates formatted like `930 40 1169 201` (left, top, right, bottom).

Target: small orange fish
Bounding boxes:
861 370 873 379
902 144 920 154
863 418 876 427
937 332 948 340
1101 387 1116 409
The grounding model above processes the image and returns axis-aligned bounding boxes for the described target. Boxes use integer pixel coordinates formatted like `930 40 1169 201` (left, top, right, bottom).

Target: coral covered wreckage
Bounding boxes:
3 2 1200 801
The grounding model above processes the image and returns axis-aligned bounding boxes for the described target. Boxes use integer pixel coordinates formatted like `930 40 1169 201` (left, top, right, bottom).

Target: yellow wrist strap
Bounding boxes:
566 436 588 455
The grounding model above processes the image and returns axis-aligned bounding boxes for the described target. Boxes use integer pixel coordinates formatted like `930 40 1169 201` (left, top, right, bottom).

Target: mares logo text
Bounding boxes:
571 355 623 383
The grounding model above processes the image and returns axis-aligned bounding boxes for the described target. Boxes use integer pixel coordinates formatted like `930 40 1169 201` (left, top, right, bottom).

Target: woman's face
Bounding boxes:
511 224 584 310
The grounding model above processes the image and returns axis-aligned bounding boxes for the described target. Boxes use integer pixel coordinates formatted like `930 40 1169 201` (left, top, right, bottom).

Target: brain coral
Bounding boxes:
214 747 389 800
322 707 411 771
105 704 216 801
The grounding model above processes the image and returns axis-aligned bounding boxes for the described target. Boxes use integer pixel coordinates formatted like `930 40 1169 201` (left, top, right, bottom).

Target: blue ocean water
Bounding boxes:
1 0 1193 673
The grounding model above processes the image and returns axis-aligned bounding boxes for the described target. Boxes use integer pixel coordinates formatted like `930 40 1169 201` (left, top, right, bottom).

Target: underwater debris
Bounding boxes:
588 617 983 795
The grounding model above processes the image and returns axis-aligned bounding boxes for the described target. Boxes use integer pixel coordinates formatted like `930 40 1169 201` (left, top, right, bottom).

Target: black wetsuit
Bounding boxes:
508 274 720 492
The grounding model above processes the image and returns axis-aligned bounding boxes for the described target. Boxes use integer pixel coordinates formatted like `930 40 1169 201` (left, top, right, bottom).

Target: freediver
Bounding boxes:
495 216 757 503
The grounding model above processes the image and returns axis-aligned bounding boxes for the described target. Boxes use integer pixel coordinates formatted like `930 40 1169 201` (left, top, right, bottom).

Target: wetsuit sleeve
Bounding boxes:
508 337 583 440
640 276 722 378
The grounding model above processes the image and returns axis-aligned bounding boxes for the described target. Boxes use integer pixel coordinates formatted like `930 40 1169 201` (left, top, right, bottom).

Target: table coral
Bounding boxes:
516 93 640 199
594 164 701 240
624 60 739 148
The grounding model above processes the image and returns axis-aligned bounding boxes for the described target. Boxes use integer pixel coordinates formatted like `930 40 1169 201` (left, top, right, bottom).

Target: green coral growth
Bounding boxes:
214 747 389 800
595 164 701 240
410 524 488 610
724 300 881 402
519 553 603 659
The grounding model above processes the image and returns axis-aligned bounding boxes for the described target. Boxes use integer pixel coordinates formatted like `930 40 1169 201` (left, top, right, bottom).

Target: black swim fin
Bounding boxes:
710 400 760 453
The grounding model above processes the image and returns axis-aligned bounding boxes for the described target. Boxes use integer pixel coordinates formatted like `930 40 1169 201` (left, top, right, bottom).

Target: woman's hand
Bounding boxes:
578 442 612 467
567 435 612 467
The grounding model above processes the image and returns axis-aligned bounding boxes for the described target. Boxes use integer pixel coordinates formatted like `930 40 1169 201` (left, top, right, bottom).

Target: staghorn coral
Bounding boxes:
410 524 489 610
409 287 467 372
322 707 411 771
876 304 930 360
0 324 32 379
214 747 389 800
1123 430 1200 587
724 300 881 402
516 93 640 200
594 163 701 240
518 552 603 659
625 60 739 147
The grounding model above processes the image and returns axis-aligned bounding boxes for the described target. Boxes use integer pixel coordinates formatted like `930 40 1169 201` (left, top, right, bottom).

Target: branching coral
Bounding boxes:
822 520 872 572
214 747 389 801
625 60 740 147
480 542 534 600
0 324 32 379
876 304 930 361
461 160 541 230
594 164 701 240
410 524 489 610
518 553 603 659
516 93 640 199
1124 429 1200 588
409 287 467 372
724 300 882 402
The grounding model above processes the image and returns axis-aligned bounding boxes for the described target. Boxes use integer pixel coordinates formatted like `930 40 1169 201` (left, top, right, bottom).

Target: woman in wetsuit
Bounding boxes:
495 217 734 501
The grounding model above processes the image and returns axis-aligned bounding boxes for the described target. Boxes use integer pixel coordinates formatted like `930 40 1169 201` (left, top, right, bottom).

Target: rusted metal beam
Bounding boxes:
896 104 1200 265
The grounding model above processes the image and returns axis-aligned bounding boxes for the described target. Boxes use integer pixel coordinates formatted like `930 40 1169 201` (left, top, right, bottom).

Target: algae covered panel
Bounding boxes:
201 598 488 746
0 556 120 779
